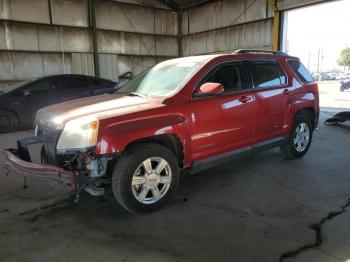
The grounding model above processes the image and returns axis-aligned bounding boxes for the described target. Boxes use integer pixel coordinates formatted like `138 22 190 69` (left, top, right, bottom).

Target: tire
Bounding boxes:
0 110 19 134
340 86 344 92
280 113 313 159
112 143 179 214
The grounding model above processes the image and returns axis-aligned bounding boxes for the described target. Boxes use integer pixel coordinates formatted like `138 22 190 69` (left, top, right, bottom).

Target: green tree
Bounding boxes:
338 48 350 69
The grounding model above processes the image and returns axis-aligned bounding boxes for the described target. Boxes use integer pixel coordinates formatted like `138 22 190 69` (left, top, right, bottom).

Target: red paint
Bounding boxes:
95 53 319 168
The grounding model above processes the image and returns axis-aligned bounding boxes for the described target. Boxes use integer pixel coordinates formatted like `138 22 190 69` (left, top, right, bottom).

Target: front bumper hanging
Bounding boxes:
1 148 75 189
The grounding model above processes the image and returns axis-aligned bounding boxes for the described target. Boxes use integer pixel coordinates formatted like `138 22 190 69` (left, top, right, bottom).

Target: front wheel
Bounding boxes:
0 110 19 133
112 143 179 213
280 114 313 159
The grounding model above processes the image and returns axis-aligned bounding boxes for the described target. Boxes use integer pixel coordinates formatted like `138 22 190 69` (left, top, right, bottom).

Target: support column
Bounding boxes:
177 11 183 57
88 0 100 77
267 0 281 51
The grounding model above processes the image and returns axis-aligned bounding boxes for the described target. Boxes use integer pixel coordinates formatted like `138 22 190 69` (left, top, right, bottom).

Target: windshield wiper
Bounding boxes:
117 92 147 98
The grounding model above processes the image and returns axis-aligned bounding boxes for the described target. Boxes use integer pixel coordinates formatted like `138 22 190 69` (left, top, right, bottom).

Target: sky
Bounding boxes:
283 0 350 73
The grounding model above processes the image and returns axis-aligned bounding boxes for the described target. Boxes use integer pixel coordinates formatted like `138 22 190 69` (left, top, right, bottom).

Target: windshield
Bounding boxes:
116 59 205 97
0 80 32 94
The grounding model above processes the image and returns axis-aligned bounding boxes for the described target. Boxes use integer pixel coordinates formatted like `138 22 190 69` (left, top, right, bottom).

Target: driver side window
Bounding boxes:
207 65 240 93
200 63 250 94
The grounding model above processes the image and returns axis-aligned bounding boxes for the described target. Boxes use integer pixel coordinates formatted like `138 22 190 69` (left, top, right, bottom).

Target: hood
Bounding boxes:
36 94 163 129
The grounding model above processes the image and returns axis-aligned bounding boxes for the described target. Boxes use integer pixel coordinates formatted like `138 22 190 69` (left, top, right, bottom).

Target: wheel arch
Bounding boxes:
124 134 185 168
0 108 20 127
294 107 316 129
0 108 20 120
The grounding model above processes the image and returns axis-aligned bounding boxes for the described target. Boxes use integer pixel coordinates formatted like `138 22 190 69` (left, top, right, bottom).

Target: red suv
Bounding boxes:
2 50 319 213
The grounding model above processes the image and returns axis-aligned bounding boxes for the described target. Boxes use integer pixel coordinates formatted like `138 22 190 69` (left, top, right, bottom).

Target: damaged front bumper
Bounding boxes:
1 149 75 189
2 127 112 196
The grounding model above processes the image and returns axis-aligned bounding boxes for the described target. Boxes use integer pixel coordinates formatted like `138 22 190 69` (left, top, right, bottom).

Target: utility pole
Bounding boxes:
321 48 324 73
317 48 320 73
307 51 311 70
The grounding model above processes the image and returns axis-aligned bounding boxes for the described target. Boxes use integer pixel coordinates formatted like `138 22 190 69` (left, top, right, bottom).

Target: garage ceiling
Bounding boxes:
162 0 215 10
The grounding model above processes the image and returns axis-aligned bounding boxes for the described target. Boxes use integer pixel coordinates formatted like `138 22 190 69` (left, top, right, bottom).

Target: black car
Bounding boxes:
0 74 116 133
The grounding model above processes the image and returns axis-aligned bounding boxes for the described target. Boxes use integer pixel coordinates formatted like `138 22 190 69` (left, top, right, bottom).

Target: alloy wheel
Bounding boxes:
131 157 172 204
293 122 310 152
0 115 11 129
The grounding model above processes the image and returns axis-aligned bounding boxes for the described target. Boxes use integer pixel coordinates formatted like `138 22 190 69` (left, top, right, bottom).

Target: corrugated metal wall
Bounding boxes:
181 0 275 56
0 0 177 88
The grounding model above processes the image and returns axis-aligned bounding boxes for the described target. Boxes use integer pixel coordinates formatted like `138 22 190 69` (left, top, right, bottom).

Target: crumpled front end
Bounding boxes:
2 123 112 196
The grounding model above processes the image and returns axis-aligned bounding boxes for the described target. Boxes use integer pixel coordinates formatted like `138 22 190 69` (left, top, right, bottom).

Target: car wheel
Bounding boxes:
340 86 345 92
280 113 313 159
0 110 19 134
112 143 179 214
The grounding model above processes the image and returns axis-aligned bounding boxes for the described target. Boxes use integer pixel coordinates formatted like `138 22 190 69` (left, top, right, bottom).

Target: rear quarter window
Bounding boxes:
288 60 314 83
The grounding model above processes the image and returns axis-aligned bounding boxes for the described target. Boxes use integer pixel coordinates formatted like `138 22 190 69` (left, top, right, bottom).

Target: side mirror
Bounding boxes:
119 71 133 80
194 82 224 97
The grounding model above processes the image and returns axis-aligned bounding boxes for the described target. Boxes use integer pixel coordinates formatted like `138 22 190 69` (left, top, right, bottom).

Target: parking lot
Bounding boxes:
319 81 350 109
1 81 349 262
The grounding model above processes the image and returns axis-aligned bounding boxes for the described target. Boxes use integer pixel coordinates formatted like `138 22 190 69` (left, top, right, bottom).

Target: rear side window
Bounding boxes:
27 79 53 94
288 60 314 83
54 76 90 90
250 62 287 88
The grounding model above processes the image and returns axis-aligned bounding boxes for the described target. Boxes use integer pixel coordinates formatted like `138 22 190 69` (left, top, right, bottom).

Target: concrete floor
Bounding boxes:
0 110 349 262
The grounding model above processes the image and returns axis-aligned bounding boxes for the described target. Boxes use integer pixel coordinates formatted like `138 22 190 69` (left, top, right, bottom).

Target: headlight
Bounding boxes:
56 117 99 151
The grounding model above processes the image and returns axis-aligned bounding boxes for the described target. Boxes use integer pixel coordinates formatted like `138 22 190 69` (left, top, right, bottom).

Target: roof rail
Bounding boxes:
233 49 288 56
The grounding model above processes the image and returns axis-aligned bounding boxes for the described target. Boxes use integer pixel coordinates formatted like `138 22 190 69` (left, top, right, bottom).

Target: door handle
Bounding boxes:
239 95 252 103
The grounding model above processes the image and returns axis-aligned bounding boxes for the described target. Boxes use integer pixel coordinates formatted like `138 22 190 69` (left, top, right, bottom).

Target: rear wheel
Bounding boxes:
280 114 313 159
0 110 19 133
112 143 179 213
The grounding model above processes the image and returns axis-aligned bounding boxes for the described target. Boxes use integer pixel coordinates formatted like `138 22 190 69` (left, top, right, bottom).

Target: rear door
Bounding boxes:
190 61 258 161
248 60 291 142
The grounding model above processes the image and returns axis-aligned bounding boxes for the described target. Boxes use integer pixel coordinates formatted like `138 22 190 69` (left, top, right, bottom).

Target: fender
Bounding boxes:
283 91 317 134
95 113 193 167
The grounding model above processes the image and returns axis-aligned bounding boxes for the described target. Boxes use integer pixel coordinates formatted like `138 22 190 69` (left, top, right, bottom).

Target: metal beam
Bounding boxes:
162 0 217 11
88 0 100 77
267 0 281 51
162 0 179 10
178 11 183 56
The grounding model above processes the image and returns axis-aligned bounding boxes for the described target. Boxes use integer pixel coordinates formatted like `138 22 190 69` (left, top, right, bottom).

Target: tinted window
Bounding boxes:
251 62 286 88
27 79 53 94
288 60 314 83
276 64 287 85
54 76 90 90
204 63 249 93
91 78 103 86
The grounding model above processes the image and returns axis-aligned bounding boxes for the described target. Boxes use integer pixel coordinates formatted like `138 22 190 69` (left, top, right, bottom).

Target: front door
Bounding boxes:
190 62 258 162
